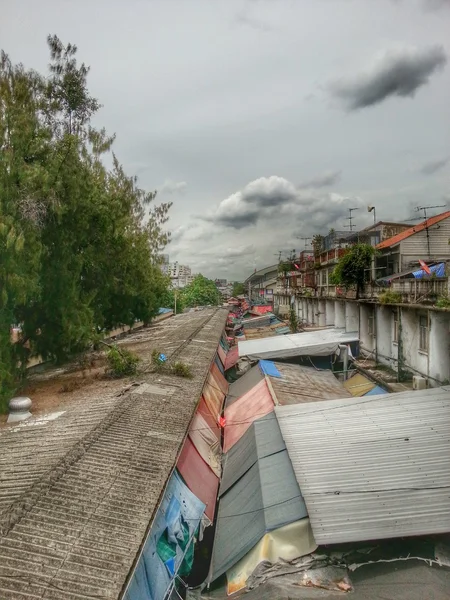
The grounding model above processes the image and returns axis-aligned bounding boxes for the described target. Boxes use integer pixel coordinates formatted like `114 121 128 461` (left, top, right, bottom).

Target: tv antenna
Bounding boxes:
343 207 360 232
296 236 312 249
415 205 446 220
415 205 446 257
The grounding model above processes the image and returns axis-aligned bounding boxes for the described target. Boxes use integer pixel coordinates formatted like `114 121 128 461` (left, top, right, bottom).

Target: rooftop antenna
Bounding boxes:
343 207 360 232
415 205 446 257
296 236 312 250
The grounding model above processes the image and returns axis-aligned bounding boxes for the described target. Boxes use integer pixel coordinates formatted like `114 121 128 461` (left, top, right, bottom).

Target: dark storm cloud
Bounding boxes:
203 176 358 231
419 157 448 175
212 210 260 229
297 170 342 189
329 45 447 110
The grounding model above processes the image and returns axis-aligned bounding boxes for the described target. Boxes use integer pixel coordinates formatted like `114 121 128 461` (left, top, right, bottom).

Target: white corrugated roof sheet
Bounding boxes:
276 386 450 544
238 328 358 359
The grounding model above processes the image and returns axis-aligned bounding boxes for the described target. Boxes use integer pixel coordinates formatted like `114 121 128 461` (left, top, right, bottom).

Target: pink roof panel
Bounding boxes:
223 379 274 453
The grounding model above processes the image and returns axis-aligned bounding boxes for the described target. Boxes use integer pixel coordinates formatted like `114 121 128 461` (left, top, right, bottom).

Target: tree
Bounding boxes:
160 285 185 314
0 36 172 408
232 282 245 296
312 234 324 259
289 306 298 333
330 243 375 299
181 275 220 308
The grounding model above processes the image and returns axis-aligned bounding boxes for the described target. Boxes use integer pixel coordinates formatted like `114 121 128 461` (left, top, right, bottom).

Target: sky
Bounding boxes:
2 0 449 280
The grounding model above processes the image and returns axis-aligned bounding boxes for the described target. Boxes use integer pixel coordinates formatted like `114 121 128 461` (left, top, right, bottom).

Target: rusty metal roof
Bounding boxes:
269 362 352 405
0 309 227 600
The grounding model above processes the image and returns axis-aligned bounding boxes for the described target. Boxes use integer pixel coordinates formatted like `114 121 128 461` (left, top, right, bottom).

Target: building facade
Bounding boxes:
245 265 278 304
274 213 450 386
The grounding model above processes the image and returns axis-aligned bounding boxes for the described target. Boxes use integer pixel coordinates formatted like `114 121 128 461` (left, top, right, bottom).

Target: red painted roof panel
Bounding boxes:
177 437 219 521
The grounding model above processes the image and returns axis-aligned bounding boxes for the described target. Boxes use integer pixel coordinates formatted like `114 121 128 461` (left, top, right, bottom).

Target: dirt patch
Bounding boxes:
0 354 130 429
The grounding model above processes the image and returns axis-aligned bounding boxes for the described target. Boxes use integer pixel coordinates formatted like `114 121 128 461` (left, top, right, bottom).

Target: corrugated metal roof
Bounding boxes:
269 363 352 405
376 211 450 249
0 309 228 600
224 366 264 409
238 328 359 360
210 448 307 581
220 414 285 496
276 386 450 545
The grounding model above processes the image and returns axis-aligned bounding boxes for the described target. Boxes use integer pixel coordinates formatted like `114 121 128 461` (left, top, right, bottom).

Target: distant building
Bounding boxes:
168 262 194 288
244 265 278 303
159 254 170 274
215 279 227 287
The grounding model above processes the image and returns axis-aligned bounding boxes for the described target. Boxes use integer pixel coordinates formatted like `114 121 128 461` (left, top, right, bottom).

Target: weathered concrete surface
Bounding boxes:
0 308 228 599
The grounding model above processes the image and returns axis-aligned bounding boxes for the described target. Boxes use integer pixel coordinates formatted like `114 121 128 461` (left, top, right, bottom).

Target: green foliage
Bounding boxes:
0 36 171 409
151 349 193 378
232 282 245 296
160 285 185 314
312 234 324 257
436 294 450 309
171 361 193 379
181 275 220 308
106 345 140 378
289 306 298 333
330 244 375 298
379 290 402 304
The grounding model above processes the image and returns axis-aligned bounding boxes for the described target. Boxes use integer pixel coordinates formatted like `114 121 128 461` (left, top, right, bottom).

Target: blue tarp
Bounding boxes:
365 385 388 396
124 470 205 600
412 262 445 279
259 360 282 378
158 307 173 314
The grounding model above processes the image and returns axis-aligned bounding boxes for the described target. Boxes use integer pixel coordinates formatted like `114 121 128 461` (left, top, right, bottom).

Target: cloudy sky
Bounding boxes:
2 0 449 280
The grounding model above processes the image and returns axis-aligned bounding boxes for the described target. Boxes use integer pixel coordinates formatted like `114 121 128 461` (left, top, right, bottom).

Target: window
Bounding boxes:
393 310 399 343
419 315 429 352
368 314 375 337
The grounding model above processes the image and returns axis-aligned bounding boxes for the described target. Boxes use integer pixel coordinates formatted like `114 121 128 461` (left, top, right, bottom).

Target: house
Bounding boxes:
375 211 450 277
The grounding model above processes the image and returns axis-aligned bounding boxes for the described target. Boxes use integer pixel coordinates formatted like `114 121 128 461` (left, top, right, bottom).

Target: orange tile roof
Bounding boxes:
376 211 450 250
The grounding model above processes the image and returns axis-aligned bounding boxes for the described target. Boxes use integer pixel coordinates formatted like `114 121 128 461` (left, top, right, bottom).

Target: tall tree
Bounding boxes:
181 275 220 308
0 36 172 408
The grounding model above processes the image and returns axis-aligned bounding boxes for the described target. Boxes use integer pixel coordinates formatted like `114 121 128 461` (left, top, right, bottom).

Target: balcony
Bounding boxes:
319 248 348 265
363 278 448 304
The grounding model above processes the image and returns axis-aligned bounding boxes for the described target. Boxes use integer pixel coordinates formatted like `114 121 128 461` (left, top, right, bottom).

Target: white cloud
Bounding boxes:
158 180 188 195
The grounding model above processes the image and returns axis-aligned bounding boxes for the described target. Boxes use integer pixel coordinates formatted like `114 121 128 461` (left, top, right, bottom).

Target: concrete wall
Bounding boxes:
277 293 450 386
376 305 394 369
400 308 429 381
325 300 335 326
345 302 358 333
335 301 345 328
359 303 375 356
429 311 450 384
